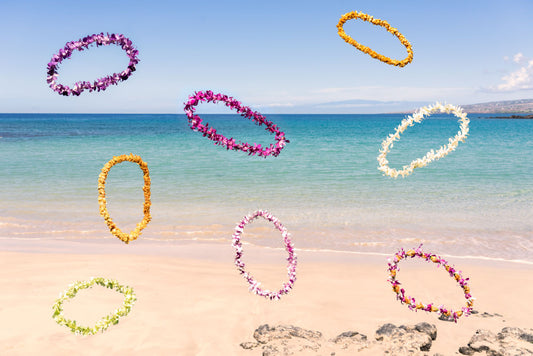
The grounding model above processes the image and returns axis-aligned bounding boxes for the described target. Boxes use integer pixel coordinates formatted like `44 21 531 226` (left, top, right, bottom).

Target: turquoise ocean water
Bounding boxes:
1 113 532 262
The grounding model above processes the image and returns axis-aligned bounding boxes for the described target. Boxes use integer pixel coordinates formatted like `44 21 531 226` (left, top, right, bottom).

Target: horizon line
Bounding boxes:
0 111 530 115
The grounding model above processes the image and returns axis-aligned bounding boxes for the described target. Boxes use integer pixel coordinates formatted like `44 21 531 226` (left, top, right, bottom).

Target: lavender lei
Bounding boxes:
47 33 139 96
184 90 289 158
232 210 297 300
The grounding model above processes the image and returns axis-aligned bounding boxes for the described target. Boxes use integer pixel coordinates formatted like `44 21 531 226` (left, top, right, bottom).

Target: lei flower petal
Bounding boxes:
232 210 297 300
47 33 139 96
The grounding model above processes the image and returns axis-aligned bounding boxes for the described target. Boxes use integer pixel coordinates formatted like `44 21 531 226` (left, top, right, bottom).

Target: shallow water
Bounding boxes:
1 113 532 261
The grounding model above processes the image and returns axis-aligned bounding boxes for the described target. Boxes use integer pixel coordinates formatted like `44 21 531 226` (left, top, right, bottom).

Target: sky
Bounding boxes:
1 0 533 113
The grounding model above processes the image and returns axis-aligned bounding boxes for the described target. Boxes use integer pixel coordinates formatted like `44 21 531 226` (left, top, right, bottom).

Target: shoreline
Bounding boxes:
2 236 533 267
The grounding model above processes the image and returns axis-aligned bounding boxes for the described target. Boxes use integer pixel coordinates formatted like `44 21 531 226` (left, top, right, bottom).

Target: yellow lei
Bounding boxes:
98 154 151 243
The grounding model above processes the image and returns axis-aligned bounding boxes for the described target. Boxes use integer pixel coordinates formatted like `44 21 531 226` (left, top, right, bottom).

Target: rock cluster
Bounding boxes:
240 322 439 355
241 324 533 355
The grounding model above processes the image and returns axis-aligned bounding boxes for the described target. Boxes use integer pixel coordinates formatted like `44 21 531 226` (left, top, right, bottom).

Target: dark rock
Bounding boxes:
459 346 475 355
519 332 533 343
253 324 322 344
471 310 504 318
468 329 499 354
262 344 280 356
375 323 400 340
375 323 434 352
498 327 533 341
479 312 497 318
330 331 368 351
415 322 438 341
438 313 456 322
254 325 277 344
458 327 533 355
240 341 258 350
332 331 367 342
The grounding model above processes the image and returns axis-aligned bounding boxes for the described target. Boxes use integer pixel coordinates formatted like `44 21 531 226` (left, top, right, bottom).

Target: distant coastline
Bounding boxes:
461 99 533 114
481 114 533 119
390 99 533 115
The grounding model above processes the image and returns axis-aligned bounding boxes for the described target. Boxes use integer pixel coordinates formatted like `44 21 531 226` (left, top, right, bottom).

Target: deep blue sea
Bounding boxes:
1 113 532 261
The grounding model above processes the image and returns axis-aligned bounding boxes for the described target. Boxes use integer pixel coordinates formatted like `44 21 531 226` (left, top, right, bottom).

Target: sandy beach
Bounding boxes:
1 240 531 355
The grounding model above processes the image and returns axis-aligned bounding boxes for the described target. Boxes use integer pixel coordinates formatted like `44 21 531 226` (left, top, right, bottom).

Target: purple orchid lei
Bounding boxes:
47 33 139 96
232 210 297 300
184 91 289 158
387 245 474 322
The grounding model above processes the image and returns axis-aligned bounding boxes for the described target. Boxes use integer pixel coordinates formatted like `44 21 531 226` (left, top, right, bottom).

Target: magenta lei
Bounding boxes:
387 245 474 322
47 33 139 96
184 91 289 158
232 210 297 300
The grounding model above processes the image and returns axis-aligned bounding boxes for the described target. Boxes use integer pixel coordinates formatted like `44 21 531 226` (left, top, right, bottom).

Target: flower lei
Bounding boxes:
232 210 297 300
184 90 289 158
47 33 139 96
52 277 137 335
98 154 151 244
377 102 470 178
337 11 413 67
387 246 474 322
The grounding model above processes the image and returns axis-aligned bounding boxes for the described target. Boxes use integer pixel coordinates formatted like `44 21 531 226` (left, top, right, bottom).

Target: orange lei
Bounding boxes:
337 11 413 67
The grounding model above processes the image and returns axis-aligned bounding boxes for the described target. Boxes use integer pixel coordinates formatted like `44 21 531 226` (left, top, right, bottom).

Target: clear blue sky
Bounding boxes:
1 0 532 113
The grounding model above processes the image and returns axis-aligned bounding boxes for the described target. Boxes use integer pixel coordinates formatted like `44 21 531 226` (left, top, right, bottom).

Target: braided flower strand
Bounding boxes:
387 245 474 322
98 154 151 244
184 90 289 158
52 277 137 335
47 33 139 96
337 11 413 67
232 210 297 300
377 102 470 178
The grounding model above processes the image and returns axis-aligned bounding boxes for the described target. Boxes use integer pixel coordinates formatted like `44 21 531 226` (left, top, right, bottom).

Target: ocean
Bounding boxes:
1 113 532 262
